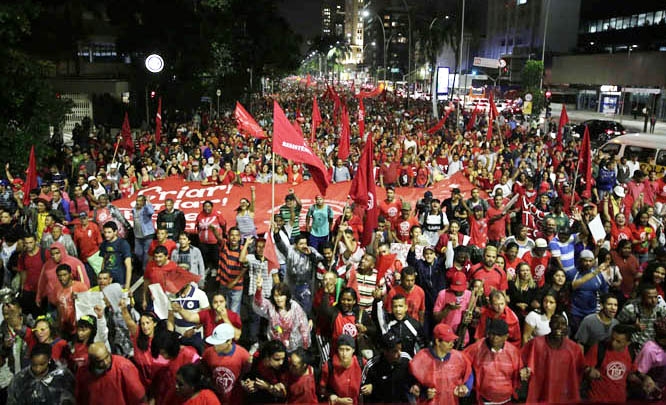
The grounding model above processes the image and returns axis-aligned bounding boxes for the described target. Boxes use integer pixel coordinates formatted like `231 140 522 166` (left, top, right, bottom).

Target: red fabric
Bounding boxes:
522 250 551 287
311 96 322 142
196 211 226 245
578 125 592 197
155 97 162 145
357 97 365 139
393 216 419 243
234 101 266 139
23 146 38 206
202 344 251 403
584 344 633 402
273 101 329 195
631 223 656 254
131 334 168 389
338 104 351 161
183 389 221 405
121 112 134 154
486 116 494 141
379 199 402 226
466 107 478 131
409 349 472 405
75 355 146 405
463 338 523 403
18 248 48 292
521 336 585 403
37 243 90 305
349 138 378 246
144 260 201 293
385 285 425 321
263 233 281 275
56 281 88 335
426 110 452 135
474 307 522 347
153 346 200 405
487 205 509 242
198 308 242 339
556 104 569 146
468 215 488 249
319 354 364 405
147 239 177 258
286 366 318 404
470 264 508 296
73 222 102 260
70 341 89 372
489 92 499 120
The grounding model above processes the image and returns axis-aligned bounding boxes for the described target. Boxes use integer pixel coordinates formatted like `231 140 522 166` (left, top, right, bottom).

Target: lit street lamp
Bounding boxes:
363 10 387 82
144 54 164 124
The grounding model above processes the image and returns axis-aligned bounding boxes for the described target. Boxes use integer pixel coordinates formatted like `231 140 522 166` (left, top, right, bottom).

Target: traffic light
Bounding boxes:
545 90 552 99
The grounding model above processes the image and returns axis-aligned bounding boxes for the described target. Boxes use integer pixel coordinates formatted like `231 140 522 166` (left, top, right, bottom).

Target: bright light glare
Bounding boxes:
145 54 164 73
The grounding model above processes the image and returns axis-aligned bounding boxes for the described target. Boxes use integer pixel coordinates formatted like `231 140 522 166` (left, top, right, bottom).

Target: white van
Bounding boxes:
598 133 666 173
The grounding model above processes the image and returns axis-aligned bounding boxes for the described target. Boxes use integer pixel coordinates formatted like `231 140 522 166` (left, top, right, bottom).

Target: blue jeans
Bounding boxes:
134 236 153 270
293 283 313 313
219 286 243 314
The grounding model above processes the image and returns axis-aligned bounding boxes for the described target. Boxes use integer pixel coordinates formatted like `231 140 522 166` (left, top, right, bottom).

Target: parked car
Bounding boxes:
571 120 626 146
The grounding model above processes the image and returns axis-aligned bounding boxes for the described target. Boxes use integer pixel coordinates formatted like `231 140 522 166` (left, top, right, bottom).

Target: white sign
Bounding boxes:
436 66 450 95
216 89 222 97
600 85 619 92
473 57 500 69
524 93 533 102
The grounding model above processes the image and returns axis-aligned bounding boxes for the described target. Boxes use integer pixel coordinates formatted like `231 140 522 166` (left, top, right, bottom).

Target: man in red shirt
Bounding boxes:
521 314 585 403
464 319 529 403
470 246 508 296
76 342 146 404
55 264 88 337
72 212 102 277
203 323 251 403
379 186 402 227
147 227 177 260
522 238 551 287
583 324 634 403
392 202 419 243
17 234 48 317
384 266 425 323
409 323 472 403
474 290 522 347
379 154 400 188
486 194 511 244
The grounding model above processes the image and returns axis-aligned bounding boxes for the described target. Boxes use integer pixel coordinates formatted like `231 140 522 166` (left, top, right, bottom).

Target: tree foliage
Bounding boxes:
0 1 73 169
521 60 545 116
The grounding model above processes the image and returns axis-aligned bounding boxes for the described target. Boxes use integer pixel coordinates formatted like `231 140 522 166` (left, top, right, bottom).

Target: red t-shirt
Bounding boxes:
474 307 522 347
183 389 221 405
463 338 524 403
153 346 200 405
73 222 102 260
631 224 656 254
393 217 419 243
148 239 177 258
468 215 488 249
379 199 402 225
75 355 146 405
202 344 251 403
198 308 242 339
522 251 551 287
385 285 425 321
470 264 508 296
18 249 48 292
487 206 509 242
320 354 365 405
131 334 168 389
584 344 633 403
287 367 318 404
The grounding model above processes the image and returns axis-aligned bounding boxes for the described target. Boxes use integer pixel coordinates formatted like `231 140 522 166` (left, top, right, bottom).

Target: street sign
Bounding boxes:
216 89 222 97
473 57 500 69
524 93 533 102
523 101 533 115
201 96 211 102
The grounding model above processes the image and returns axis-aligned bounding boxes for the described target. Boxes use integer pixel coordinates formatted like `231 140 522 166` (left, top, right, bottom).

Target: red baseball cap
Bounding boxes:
433 323 458 342
450 272 468 292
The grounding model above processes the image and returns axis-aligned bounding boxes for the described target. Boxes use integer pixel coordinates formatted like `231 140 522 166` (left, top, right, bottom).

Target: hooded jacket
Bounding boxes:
36 242 90 305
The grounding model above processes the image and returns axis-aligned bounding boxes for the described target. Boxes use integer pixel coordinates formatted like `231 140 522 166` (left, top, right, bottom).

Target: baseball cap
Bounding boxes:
450 272 467 292
379 332 401 350
79 211 88 219
401 201 411 210
337 334 356 349
613 185 625 198
580 249 595 259
206 323 235 345
87 176 96 182
486 319 509 336
535 238 548 248
433 323 458 342
423 245 436 253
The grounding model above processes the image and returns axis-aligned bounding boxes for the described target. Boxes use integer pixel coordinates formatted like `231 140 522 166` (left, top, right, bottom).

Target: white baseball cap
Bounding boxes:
613 185 625 198
206 323 234 345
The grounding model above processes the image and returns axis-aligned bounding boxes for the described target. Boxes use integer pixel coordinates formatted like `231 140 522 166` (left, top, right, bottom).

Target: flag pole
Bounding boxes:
111 135 121 165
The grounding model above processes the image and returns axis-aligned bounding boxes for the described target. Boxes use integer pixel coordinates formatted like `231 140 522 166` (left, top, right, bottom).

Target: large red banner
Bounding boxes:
113 172 482 234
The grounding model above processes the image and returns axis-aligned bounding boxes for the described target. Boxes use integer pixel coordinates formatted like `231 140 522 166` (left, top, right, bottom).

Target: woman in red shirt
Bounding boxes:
175 363 221 405
120 305 168 388
319 335 365 405
30 315 69 362
151 330 200 405
631 209 656 263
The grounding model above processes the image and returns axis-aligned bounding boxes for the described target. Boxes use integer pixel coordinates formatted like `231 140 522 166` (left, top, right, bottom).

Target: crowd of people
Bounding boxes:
0 82 665 404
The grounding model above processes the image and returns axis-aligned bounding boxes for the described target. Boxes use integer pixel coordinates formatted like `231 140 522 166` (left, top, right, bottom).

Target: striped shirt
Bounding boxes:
280 203 302 242
348 268 379 312
217 243 243 291
548 234 577 274
245 254 278 297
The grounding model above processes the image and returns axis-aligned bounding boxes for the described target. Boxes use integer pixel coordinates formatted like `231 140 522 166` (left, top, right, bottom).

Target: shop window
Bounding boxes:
623 17 630 29
638 13 646 26
610 18 616 29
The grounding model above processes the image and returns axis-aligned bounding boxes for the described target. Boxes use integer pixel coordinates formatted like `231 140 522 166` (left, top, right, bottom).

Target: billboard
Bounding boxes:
436 67 450 97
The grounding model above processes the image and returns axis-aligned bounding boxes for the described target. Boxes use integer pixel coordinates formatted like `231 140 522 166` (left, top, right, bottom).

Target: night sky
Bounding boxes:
279 0 322 43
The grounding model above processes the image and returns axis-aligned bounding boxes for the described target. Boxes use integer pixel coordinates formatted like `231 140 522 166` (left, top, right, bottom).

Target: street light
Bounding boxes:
363 10 387 82
144 53 164 125
539 0 551 91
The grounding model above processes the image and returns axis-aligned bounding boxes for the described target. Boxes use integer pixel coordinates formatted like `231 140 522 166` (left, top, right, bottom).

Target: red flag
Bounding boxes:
311 96 322 143
234 101 267 139
486 116 494 141
358 97 365 140
349 138 378 246
489 92 499 120
263 231 280 273
305 74 312 88
466 107 478 131
578 125 593 198
426 109 452 134
557 104 569 146
121 112 134 154
357 83 385 99
338 104 351 161
155 97 162 145
22 146 37 206
273 101 330 195
149 265 201 293
292 120 304 138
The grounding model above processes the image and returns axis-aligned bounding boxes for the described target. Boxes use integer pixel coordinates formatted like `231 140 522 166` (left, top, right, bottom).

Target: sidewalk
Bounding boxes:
550 102 665 135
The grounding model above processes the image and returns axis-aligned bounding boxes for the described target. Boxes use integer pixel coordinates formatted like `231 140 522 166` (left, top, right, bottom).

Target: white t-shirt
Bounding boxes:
525 311 551 338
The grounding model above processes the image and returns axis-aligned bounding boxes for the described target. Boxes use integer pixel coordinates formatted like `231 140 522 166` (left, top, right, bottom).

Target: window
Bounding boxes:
655 11 663 23
656 150 666 167
600 143 621 156
630 15 638 27
589 22 597 33
596 20 603 32
626 146 656 162
603 19 610 31
623 16 630 29
638 13 646 26
610 18 616 29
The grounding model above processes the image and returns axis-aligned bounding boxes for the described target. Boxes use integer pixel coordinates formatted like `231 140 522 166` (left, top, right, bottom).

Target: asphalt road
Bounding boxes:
550 102 665 135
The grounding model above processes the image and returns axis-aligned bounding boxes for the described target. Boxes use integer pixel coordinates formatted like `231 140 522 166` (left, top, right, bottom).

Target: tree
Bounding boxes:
0 1 73 169
521 60 545 116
